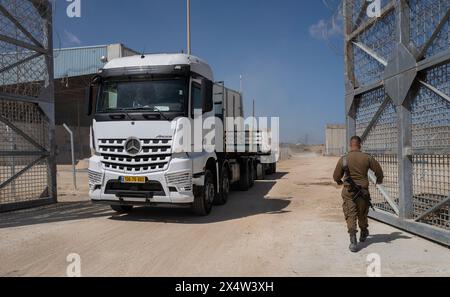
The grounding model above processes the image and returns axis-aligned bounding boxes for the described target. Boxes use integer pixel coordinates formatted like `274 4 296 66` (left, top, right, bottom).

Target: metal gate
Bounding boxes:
0 0 55 212
344 0 449 245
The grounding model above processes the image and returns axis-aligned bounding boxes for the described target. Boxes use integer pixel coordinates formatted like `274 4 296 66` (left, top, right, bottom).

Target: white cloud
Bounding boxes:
63 29 82 46
309 9 344 40
309 19 329 40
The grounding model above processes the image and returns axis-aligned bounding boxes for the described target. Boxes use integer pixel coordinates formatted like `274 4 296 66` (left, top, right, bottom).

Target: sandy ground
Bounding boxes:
0 154 449 277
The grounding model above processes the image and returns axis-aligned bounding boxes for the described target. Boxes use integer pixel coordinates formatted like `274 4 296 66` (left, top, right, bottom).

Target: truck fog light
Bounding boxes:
165 172 192 192
88 170 103 189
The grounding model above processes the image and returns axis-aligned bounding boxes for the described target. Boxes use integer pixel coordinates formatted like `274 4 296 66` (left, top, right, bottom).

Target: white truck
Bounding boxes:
87 53 277 215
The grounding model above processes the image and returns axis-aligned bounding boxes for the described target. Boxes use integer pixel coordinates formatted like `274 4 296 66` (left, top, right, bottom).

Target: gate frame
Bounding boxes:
0 0 56 212
344 0 450 245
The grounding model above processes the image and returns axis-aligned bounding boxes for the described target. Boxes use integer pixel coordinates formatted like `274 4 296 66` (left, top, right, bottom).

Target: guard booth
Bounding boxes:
0 0 56 212
325 124 346 156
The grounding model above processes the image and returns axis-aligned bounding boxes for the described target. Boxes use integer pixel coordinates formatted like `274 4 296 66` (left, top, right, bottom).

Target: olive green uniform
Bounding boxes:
333 150 384 235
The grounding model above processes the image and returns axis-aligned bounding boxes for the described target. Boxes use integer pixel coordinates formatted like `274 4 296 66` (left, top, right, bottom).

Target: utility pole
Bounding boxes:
239 74 243 94
252 99 255 119
187 0 191 55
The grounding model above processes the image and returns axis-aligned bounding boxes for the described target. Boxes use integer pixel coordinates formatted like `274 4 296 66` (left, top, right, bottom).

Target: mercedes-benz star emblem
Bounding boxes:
124 137 142 156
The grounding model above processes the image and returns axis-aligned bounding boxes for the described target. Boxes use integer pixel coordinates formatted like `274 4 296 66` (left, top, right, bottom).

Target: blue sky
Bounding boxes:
54 0 345 144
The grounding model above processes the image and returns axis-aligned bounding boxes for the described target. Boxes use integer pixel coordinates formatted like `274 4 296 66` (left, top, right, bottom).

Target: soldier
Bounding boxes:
333 136 384 252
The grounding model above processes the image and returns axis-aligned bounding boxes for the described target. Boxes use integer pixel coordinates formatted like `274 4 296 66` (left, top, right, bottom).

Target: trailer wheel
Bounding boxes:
239 160 250 191
192 170 214 216
256 163 266 180
111 205 133 213
266 162 277 175
271 162 277 174
214 167 230 205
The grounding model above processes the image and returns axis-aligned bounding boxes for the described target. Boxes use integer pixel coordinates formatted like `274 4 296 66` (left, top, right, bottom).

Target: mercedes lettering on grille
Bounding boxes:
124 137 142 155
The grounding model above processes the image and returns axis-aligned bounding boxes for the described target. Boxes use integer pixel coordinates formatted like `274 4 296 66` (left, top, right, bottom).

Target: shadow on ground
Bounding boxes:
0 173 290 228
263 172 288 181
0 201 113 229
358 232 412 250
111 177 291 224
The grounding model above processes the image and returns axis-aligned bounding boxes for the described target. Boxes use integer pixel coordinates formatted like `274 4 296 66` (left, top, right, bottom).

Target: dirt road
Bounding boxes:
0 154 449 277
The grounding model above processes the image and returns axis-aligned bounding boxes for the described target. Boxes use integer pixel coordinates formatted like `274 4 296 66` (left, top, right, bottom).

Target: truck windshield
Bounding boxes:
96 79 186 113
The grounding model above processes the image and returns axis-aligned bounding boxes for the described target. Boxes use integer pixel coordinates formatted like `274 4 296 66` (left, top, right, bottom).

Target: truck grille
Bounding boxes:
98 138 172 174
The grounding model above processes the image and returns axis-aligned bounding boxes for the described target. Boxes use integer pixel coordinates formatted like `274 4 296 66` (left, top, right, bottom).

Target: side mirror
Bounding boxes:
86 75 101 116
201 79 213 113
86 85 94 116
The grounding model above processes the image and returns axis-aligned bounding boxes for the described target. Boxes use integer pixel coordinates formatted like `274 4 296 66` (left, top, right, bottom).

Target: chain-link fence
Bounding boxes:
0 0 55 212
344 0 449 245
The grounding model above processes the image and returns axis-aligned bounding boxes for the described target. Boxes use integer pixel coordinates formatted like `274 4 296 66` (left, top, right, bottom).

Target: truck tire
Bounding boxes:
239 160 250 191
256 163 265 180
266 162 277 175
214 166 230 205
111 205 133 213
249 161 255 187
192 170 214 216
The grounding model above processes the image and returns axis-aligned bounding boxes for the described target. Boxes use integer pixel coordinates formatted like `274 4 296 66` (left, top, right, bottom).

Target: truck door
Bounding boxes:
190 78 215 153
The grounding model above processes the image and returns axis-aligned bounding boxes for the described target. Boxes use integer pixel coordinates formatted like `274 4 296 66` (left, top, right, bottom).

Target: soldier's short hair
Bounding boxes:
350 136 362 145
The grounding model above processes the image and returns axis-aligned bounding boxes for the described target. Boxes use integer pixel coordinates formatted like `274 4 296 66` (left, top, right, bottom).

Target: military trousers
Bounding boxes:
342 187 370 235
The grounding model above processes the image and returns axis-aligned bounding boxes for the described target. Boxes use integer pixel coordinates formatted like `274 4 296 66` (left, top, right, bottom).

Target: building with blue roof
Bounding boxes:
53 44 138 163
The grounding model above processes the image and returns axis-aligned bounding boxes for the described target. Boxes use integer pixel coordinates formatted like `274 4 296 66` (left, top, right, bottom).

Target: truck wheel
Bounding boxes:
266 163 276 175
111 205 133 213
192 170 214 216
239 160 250 191
214 167 230 205
256 163 265 180
249 161 255 187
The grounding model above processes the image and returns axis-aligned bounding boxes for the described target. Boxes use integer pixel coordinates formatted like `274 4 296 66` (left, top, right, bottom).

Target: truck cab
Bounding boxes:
87 53 277 216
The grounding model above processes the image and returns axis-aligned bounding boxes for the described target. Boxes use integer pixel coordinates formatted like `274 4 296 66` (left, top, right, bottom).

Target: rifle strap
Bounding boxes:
343 154 350 178
343 154 357 188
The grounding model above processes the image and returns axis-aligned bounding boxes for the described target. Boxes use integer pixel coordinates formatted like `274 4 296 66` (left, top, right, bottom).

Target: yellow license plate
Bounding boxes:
121 176 146 184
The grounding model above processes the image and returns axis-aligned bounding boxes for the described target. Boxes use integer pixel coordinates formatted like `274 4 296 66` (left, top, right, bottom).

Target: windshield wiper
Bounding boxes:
102 108 134 121
101 107 171 122
151 107 171 122
124 107 171 122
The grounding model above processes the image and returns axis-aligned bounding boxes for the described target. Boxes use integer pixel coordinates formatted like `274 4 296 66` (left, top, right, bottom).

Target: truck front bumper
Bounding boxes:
88 156 196 205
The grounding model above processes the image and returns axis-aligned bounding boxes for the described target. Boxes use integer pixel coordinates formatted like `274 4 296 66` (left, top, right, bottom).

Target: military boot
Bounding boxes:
360 229 369 242
349 234 358 253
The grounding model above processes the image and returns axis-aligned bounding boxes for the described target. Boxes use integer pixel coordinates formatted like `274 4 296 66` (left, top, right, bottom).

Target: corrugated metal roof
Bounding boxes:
1 44 137 86
54 45 107 79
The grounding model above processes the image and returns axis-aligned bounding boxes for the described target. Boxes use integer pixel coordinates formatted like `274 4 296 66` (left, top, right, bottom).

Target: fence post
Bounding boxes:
397 102 413 219
63 124 77 190
396 0 414 219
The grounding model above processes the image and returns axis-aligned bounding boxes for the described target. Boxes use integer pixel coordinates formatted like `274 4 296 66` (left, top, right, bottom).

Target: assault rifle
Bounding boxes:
343 155 375 211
